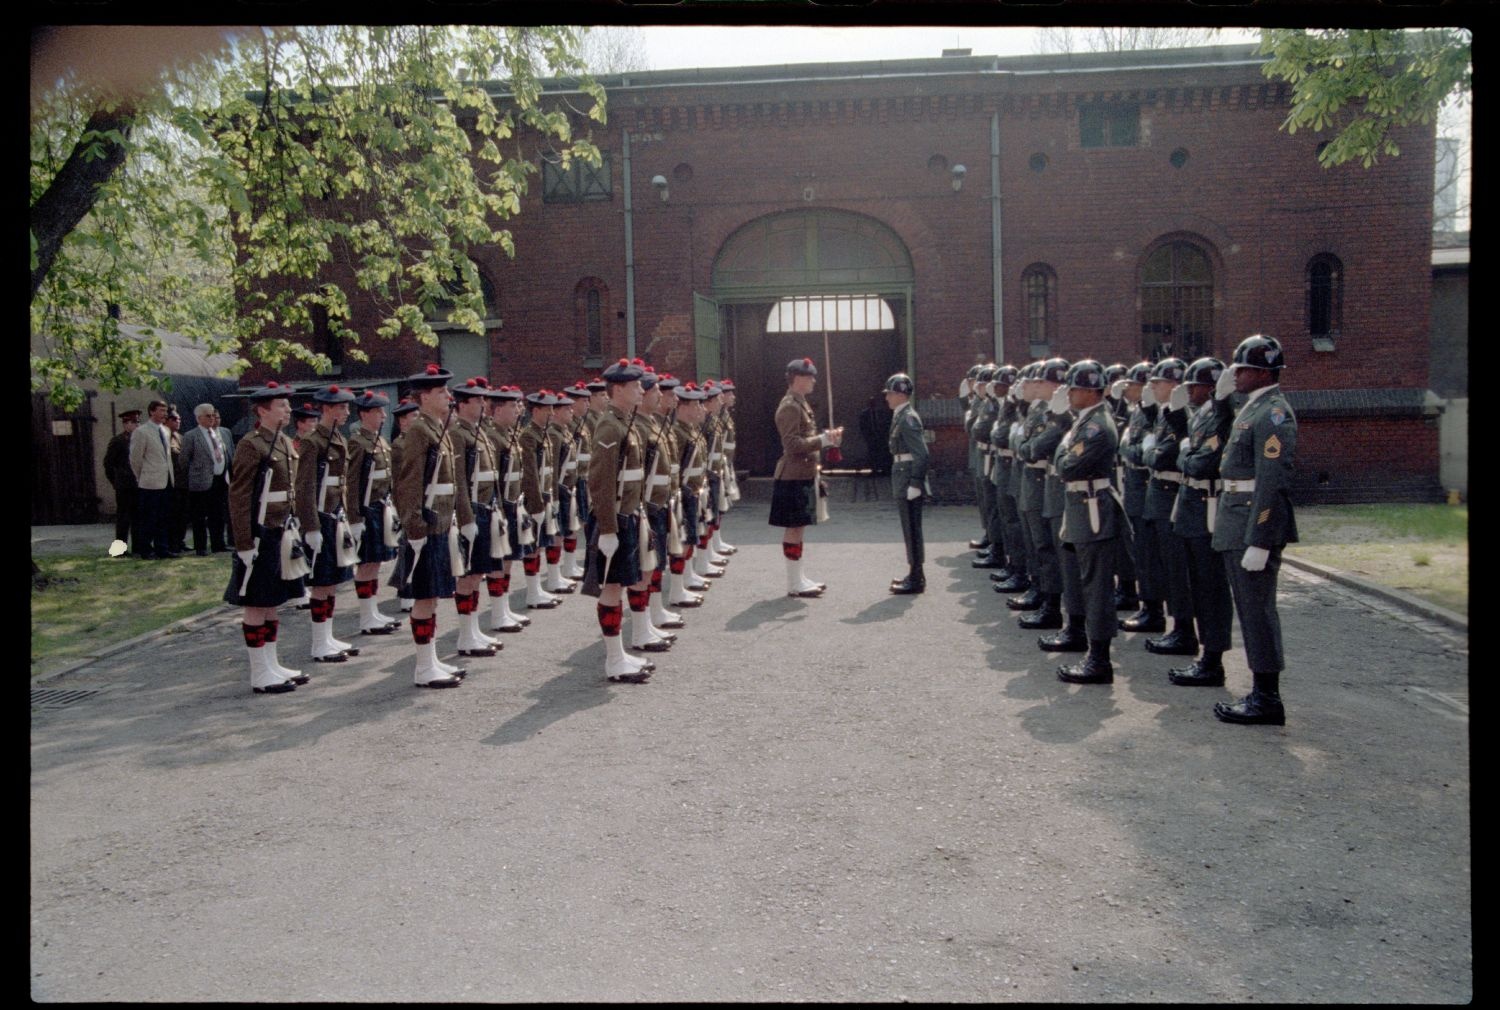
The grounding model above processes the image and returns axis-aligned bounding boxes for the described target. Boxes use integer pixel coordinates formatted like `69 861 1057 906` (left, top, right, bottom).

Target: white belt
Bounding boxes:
541 467 553 478
892 453 915 463
708 452 723 461
321 476 341 487
1222 478 1256 493
998 448 1015 458
505 471 521 483
669 464 680 475
619 467 645 481
1185 477 1219 492
576 453 591 463
1126 462 1151 471
684 466 705 477
1065 477 1113 492
473 469 497 482
369 469 388 480
262 490 289 503
723 442 736 450
1152 471 1184 484
975 441 991 449
427 482 455 495
1026 461 1048 470
562 462 578 473
649 474 669 487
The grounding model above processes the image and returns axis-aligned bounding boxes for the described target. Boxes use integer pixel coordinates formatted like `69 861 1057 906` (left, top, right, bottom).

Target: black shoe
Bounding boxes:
1144 627 1200 656
490 622 526 633
527 600 561 610
1119 607 1166 633
971 551 1005 569
360 624 398 636
969 538 991 551
890 573 925 595
311 652 347 663
607 671 652 684
284 671 311 686
253 681 296 694
195 548 210 557
1168 659 1226 686
1038 623 1088 652
629 640 673 653
458 645 499 657
1018 602 1063 630
1005 587 1043 611
414 676 461 689
1058 656 1114 684
1113 590 1140 611
993 573 1031 593
1214 690 1285 725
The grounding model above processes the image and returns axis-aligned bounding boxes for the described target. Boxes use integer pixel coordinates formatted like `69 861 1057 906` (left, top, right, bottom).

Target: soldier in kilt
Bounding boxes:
345 389 403 636
670 382 711 607
769 357 843 597
386 398 419 613
295 385 361 664
483 385 530 634
448 377 502 658
519 391 562 610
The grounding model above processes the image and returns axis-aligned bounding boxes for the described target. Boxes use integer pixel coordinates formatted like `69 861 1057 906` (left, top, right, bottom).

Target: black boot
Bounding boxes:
1113 582 1140 611
1059 640 1114 683
1145 621 1200 656
1168 651 1226 686
890 567 925 595
1005 585 1043 610
1119 600 1165 633
1038 614 1088 652
989 566 1014 582
971 549 1005 569
1018 594 1063 630
994 571 1031 593
1215 671 1285 725
969 537 990 551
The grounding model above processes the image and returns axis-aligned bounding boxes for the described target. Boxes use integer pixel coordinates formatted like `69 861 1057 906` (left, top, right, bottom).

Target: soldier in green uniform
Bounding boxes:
1102 363 1140 612
985 365 1025 587
994 365 1037 597
1166 358 1236 687
884 373 929 594
344 389 403 636
1013 358 1070 631
768 357 844 598
1139 357 1200 658
518 390 561 610
1040 373 1090 652
625 365 675 653
295 384 361 664
646 373 685 632
223 382 308 693
1212 335 1297 726
1117 363 1165 633
1054 361 1125 684
971 366 1005 570
961 363 990 552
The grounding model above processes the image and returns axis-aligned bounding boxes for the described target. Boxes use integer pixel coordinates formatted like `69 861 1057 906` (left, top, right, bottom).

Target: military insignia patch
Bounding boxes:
1085 423 1100 436
1258 508 1271 525
1205 435 1220 451
1072 441 1085 456
1264 434 1282 459
1270 408 1286 426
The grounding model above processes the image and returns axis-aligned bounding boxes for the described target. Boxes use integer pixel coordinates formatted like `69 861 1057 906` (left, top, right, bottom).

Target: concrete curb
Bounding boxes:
1281 553 1468 633
33 602 243 684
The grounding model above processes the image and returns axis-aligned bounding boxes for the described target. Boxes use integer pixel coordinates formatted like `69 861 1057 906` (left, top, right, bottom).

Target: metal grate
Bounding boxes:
31 688 103 710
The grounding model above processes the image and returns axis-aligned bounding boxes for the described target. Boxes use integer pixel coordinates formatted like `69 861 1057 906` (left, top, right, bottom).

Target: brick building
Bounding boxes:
247 44 1443 501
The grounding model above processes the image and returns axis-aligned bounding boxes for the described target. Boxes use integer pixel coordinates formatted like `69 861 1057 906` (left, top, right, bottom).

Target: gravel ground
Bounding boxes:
30 504 1471 1002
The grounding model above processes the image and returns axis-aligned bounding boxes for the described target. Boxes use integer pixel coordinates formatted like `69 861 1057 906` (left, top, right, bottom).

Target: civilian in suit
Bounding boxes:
165 407 191 552
129 400 178 559
182 402 234 554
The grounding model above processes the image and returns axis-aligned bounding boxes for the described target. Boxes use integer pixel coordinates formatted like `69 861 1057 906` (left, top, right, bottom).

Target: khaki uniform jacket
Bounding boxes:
488 419 524 504
573 413 596 493
655 412 682 495
773 392 822 481
345 427 395 515
517 420 551 517
228 426 298 551
638 413 673 506
1054 400 1123 544
1212 385 1298 552
674 418 707 494
722 410 737 473
295 422 350 528
452 418 499 507
551 422 576 493
704 413 727 480
393 412 469 540
588 403 645 533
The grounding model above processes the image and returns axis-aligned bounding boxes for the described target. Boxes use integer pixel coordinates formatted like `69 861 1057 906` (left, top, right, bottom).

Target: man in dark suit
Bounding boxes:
103 409 143 556
182 402 234 554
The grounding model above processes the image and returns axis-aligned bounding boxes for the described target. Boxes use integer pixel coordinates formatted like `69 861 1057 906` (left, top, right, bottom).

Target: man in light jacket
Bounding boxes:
129 399 178 559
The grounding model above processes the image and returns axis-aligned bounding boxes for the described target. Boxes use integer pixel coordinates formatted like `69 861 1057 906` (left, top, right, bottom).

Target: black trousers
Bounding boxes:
138 487 175 557
1075 537 1120 642
1023 508 1060 594
1222 546 1285 673
1150 515 1194 623
113 484 139 549
1181 533 1233 651
1132 514 1168 605
999 488 1027 575
1052 514 1084 615
190 474 230 551
976 474 997 545
897 495 924 568
1115 514 1137 589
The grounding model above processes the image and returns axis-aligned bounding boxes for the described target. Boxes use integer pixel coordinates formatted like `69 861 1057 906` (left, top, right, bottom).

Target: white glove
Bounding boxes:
958 379 971 398
598 532 619 558
460 521 478 542
1010 422 1024 444
1109 379 1127 400
1141 384 1157 408
819 431 833 447
1241 545 1270 572
1142 433 1157 453
304 530 323 555
1168 384 1189 412
905 485 921 501
1179 437 1191 456
236 548 257 568
1216 365 1237 400
1048 387 1069 415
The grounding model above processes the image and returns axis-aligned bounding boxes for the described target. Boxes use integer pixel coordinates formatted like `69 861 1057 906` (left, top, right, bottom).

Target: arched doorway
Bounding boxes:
697 210 915 474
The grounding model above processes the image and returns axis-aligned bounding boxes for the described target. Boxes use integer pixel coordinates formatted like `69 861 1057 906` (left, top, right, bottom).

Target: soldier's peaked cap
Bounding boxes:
118 409 143 421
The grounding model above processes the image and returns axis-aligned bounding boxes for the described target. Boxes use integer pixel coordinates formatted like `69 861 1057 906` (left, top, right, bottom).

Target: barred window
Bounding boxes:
1307 253 1343 337
1080 103 1139 148
543 152 612 203
1139 240 1214 362
1021 263 1057 356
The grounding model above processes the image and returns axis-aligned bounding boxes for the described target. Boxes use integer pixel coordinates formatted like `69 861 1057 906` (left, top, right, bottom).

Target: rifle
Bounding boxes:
412 401 455 575
239 450 276 597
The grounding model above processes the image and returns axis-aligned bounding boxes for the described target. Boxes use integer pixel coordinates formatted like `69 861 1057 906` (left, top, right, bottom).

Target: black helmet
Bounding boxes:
1038 357 1070 384
966 364 985 380
884 372 914 395
975 365 996 383
1066 359 1107 391
993 364 1019 386
1184 356 1226 386
1149 357 1187 382
1232 334 1286 371
1103 363 1129 386
1126 361 1152 384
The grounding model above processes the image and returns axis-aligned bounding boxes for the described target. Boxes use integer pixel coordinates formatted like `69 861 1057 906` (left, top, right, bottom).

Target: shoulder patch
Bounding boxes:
1084 422 1101 437
1205 434 1220 451
1071 441 1086 456
1263 433 1282 460
1270 408 1286 426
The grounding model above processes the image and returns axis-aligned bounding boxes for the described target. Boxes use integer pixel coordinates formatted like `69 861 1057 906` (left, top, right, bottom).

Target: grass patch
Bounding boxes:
31 552 234 678
1293 504 1467 616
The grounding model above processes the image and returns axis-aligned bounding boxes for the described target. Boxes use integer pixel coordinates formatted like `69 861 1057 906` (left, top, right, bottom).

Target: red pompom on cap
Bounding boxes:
266 381 279 388
426 364 440 375
802 357 813 366
617 358 630 367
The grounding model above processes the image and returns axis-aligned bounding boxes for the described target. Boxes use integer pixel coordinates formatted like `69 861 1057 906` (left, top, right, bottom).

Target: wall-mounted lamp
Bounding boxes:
651 174 669 202
951 164 967 192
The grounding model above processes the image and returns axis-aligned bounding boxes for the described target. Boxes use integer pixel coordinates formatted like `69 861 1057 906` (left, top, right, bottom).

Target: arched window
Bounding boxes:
1307 253 1343 341
764 295 895 332
1139 240 1214 362
574 278 610 365
1021 263 1057 356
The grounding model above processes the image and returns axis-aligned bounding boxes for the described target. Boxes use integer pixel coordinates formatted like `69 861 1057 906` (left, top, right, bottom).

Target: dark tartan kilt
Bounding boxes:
502 499 524 560
680 489 700 548
575 481 589 520
646 502 670 572
595 512 643 586
402 526 457 600
768 478 817 528
528 499 555 553
223 526 305 608
557 488 575 540
357 503 399 564
707 473 724 521
465 502 497 574
308 511 355 587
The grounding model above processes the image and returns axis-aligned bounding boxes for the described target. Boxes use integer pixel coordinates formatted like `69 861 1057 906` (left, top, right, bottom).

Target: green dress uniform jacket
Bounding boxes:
1212 386 1298 552
1142 403 1190 522
1016 400 1053 513
228 426 298 551
887 401 929 496
1118 402 1156 517
772 392 822 481
588 404 646 535
392 412 467 540
1055 402 1124 544
1173 398 1234 538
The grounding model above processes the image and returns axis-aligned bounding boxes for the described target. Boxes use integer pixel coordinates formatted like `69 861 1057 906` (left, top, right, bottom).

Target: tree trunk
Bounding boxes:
30 105 135 302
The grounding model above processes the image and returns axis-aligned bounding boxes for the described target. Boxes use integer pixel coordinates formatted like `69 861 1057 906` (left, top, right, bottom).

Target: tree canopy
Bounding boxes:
1258 28 1471 168
30 26 604 412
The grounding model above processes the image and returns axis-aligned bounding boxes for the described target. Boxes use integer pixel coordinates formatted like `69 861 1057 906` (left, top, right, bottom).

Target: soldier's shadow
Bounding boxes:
839 594 917 625
723 596 808 632
482 643 614 746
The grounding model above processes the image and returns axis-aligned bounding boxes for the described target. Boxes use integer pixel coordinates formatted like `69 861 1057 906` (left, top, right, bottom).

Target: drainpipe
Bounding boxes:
623 127 637 358
991 110 1004 364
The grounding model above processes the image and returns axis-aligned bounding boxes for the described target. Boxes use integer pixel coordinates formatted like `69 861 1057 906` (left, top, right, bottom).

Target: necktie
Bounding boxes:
209 429 224 473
